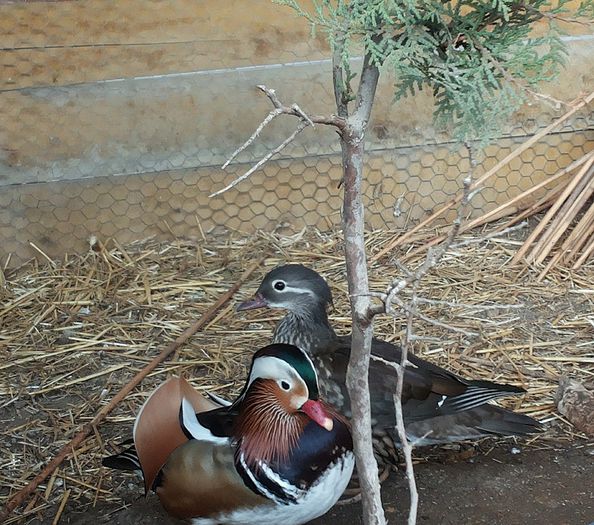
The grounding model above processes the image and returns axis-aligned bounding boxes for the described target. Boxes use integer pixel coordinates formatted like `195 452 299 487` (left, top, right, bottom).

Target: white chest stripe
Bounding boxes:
238 453 301 505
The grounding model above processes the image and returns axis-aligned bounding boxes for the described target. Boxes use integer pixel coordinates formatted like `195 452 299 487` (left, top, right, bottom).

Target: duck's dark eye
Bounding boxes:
280 380 290 391
274 281 286 291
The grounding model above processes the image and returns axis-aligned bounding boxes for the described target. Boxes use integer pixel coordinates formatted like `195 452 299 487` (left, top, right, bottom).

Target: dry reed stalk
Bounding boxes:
0 257 265 522
372 91 594 262
572 226 594 269
462 151 593 232
489 193 560 235
538 204 594 279
513 155 594 263
50 489 70 525
527 163 594 264
555 202 594 263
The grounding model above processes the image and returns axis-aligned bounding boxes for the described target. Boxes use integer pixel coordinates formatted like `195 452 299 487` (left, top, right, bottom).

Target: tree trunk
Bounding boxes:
341 56 385 525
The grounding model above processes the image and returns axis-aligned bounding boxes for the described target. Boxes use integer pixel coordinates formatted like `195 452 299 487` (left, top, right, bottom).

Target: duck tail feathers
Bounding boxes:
476 405 543 436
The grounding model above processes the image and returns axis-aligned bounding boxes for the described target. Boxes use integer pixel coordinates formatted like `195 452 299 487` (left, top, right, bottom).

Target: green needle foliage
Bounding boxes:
277 0 593 142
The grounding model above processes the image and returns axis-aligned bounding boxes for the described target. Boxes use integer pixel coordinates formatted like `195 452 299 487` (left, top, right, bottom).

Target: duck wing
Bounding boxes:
317 336 532 430
403 405 542 445
155 439 270 519
102 381 231 475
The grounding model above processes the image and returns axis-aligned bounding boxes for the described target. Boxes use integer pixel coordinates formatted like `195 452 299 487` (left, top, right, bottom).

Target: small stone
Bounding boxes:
556 376 594 437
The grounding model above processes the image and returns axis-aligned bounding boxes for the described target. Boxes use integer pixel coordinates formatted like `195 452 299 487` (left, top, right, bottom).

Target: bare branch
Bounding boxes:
352 53 380 127
210 121 308 197
364 146 475 524
212 84 347 198
341 53 386 525
331 26 352 117
367 171 473 320
291 103 315 127
370 353 409 371
397 279 419 525
260 84 284 108
257 85 347 127
391 171 473 307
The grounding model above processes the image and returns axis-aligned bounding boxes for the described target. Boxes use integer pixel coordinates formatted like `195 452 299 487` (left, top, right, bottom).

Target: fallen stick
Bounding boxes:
0 257 265 522
372 90 594 263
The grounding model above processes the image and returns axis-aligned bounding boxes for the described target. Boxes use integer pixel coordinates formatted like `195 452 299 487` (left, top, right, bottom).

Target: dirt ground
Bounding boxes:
49 441 591 525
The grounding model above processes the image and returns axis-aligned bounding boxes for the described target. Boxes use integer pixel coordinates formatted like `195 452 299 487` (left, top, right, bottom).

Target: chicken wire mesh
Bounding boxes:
1 1 593 267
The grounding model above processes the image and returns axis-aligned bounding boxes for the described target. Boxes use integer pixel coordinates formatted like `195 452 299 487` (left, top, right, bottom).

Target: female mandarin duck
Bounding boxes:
103 343 354 525
237 265 541 464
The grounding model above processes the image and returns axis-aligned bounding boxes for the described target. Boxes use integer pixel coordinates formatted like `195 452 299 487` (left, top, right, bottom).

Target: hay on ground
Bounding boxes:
1 223 593 523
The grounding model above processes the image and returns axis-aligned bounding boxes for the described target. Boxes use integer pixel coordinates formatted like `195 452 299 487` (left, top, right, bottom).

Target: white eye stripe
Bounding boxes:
249 356 304 391
249 356 310 409
274 284 317 297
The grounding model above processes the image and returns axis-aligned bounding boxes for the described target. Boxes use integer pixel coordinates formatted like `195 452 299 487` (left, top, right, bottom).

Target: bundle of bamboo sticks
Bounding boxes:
373 91 594 279
512 152 594 279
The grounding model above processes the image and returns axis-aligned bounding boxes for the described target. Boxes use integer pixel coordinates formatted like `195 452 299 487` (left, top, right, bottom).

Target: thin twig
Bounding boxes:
380 173 473 314
210 121 309 197
258 85 346 128
396 280 419 525
390 295 479 337
221 107 284 169
370 145 475 524
370 354 409 371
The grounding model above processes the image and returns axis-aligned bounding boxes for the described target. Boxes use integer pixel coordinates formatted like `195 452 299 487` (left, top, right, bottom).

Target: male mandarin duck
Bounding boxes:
102 343 354 525
237 265 541 464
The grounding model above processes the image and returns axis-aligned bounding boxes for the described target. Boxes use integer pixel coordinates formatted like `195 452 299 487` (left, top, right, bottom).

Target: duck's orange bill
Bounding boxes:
301 399 333 431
